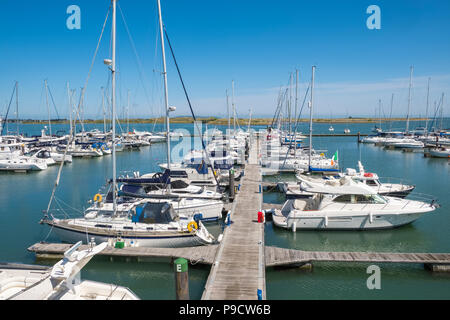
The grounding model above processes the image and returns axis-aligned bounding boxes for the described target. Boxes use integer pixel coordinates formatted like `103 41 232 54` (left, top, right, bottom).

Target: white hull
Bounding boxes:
0 158 47 171
429 149 450 158
51 226 208 248
273 211 427 230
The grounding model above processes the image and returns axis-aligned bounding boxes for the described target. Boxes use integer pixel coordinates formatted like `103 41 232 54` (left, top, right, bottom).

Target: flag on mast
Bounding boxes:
331 150 338 166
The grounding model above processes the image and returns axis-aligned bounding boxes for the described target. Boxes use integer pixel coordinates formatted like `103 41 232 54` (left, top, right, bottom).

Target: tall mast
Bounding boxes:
15 81 19 136
44 80 52 137
294 70 299 154
425 78 430 135
288 72 292 138
226 89 230 136
127 90 130 133
309 66 315 170
101 87 106 134
232 80 236 134
378 99 382 129
389 93 394 131
67 83 73 138
111 0 117 214
439 93 444 131
406 66 413 133
157 0 171 170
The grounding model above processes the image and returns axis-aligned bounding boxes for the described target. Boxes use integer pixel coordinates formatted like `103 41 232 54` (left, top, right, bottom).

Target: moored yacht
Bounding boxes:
272 177 437 231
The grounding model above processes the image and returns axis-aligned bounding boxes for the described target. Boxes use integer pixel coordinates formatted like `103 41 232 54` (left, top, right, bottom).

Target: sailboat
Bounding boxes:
41 0 216 247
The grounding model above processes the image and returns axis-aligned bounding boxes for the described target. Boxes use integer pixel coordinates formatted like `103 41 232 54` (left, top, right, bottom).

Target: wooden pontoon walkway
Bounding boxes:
28 242 450 270
201 133 265 300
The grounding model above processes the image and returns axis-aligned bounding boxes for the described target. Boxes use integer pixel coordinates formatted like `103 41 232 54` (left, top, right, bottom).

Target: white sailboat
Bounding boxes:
41 0 216 247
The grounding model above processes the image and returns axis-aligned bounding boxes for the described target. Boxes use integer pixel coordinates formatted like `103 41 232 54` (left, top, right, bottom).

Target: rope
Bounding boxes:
163 26 221 186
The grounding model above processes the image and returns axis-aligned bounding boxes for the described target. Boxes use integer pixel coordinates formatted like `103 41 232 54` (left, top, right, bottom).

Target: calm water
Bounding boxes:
0 120 449 300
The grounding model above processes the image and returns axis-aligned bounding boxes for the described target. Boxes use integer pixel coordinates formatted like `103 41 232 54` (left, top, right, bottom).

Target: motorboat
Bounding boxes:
429 147 450 158
272 176 437 231
0 156 48 172
0 242 139 300
295 161 415 198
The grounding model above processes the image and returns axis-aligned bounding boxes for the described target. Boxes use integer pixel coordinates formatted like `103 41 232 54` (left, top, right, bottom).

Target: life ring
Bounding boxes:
187 221 198 233
93 194 103 203
364 173 374 178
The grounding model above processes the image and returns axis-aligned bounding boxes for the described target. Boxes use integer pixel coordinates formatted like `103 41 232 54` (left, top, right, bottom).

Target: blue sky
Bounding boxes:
1 0 449 119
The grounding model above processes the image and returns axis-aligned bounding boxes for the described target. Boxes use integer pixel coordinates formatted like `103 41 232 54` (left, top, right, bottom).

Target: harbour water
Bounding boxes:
1 120 449 300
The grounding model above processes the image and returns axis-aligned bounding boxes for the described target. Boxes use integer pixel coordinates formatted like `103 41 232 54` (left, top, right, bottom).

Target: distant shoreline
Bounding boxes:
13 117 431 126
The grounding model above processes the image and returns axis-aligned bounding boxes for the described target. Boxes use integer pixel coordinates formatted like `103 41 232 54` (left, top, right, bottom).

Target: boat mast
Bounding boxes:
127 89 130 133
67 83 73 138
226 89 230 136
308 66 315 170
101 87 106 134
232 80 236 135
406 66 413 134
111 0 118 215
389 93 394 131
378 99 382 130
44 80 52 137
425 77 430 136
294 69 299 154
157 0 171 170
15 81 19 136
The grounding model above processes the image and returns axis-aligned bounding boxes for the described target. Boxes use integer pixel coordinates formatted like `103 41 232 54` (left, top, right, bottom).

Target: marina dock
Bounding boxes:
201 133 265 300
27 132 450 301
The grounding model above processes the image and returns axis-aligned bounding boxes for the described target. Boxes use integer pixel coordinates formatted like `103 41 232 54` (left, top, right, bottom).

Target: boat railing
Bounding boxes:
378 176 413 189
398 192 438 209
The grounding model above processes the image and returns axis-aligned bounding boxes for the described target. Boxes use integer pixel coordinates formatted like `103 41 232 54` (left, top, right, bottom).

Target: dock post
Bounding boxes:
357 132 361 143
229 169 235 201
174 258 190 300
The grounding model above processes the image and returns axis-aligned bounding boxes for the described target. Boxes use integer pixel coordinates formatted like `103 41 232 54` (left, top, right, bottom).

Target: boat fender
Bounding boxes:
93 194 103 203
187 221 198 233
369 213 373 224
324 216 328 227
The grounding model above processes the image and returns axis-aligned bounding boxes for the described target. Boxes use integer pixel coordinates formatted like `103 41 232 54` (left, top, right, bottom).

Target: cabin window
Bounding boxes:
333 195 352 203
366 179 378 186
354 194 386 204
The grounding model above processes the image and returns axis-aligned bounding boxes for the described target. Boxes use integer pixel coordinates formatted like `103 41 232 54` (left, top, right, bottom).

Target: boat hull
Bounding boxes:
273 211 428 231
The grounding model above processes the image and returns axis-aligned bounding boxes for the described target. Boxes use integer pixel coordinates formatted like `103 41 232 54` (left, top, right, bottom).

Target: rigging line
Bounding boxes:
280 84 310 170
1 83 16 136
74 5 111 127
46 83 61 120
163 27 221 186
117 3 153 114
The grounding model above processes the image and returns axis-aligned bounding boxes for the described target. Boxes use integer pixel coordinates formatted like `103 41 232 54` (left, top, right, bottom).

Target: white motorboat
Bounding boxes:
63 143 103 158
429 147 450 158
272 177 437 231
387 138 424 149
0 156 48 172
0 142 23 160
0 242 139 300
296 161 415 198
24 148 57 166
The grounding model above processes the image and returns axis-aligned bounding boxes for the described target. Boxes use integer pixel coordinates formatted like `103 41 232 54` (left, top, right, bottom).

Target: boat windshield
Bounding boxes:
333 194 386 204
136 202 177 224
